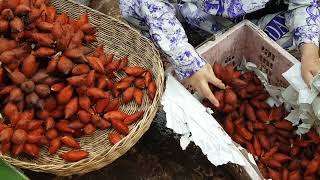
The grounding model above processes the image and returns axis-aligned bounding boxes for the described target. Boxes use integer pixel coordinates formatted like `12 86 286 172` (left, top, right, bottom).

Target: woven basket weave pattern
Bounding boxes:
0 0 164 176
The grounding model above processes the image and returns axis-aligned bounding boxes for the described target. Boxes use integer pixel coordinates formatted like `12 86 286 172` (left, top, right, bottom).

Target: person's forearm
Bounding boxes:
140 0 206 79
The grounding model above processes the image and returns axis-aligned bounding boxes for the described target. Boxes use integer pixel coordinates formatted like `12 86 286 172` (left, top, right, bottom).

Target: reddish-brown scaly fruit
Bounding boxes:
0 128 13 142
147 81 157 100
108 132 122 145
274 120 294 131
21 54 38 78
110 119 129 135
104 111 128 121
124 111 144 125
238 127 253 141
288 170 301 180
1 142 11 155
123 87 135 104
12 144 24 157
83 123 96 135
246 142 255 155
46 129 58 140
79 96 91 111
133 88 143 106
11 129 27 144
51 82 65 92
305 157 320 175
65 97 79 119
269 106 285 122
245 103 256 121
27 120 43 131
57 85 73 104
87 87 106 99
95 96 110 113
49 138 61 155
224 114 234 135
59 150 89 162
61 136 80 149
105 98 120 112
56 121 75 133
257 133 270 150
125 67 145 76
256 110 269 123
212 63 223 79
232 133 246 145
24 144 40 157
230 79 247 89
253 136 261 157
72 64 90 75
78 110 91 124
272 153 291 163
268 168 280 180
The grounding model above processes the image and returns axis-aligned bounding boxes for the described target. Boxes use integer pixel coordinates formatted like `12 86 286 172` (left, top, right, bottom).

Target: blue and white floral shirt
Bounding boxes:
120 0 320 79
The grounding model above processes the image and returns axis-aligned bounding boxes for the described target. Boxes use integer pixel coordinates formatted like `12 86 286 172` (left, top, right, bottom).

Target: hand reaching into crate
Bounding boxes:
185 64 225 107
301 43 320 86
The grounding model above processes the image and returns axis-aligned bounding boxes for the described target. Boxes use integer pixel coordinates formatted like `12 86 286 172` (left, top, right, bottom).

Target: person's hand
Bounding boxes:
184 64 225 107
300 43 320 86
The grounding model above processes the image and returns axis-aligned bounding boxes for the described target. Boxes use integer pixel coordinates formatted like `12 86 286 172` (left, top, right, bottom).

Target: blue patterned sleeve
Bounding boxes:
286 0 320 47
120 0 206 80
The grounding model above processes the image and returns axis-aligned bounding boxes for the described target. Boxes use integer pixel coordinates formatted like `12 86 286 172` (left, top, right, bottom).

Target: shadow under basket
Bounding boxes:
196 20 299 180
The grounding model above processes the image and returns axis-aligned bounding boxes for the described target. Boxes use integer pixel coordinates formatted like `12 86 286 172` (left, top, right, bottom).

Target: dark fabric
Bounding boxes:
245 0 289 20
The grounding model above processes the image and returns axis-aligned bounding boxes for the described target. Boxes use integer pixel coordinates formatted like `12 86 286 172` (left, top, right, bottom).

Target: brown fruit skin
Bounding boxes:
24 144 40 157
95 97 110 113
59 150 89 162
12 144 24 157
83 123 96 135
11 129 27 144
108 132 122 145
35 84 51 97
110 119 129 135
61 136 80 149
124 111 144 125
65 97 79 119
147 81 156 100
123 87 135 104
87 87 106 99
58 56 74 74
224 88 237 106
21 54 38 78
72 64 90 75
46 129 58 140
78 110 91 124
133 88 143 106
57 85 73 104
49 138 61 155
0 128 14 142
79 96 91 111
124 67 145 76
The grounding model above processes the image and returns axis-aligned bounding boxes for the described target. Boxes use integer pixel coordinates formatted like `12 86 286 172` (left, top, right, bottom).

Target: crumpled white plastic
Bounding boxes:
161 73 246 166
281 62 320 135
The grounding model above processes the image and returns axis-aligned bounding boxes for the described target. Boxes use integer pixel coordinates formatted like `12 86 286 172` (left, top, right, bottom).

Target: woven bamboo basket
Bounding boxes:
0 0 164 176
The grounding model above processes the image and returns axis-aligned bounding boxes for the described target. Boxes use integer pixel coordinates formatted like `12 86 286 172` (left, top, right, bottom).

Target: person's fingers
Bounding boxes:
199 81 220 107
208 75 225 89
302 71 313 87
311 68 320 76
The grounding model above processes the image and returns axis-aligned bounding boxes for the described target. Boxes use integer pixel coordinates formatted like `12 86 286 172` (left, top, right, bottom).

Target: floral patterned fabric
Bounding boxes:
119 0 320 79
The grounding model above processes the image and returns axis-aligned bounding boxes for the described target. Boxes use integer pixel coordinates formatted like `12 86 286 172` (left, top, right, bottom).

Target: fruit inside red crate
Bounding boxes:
202 63 320 180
